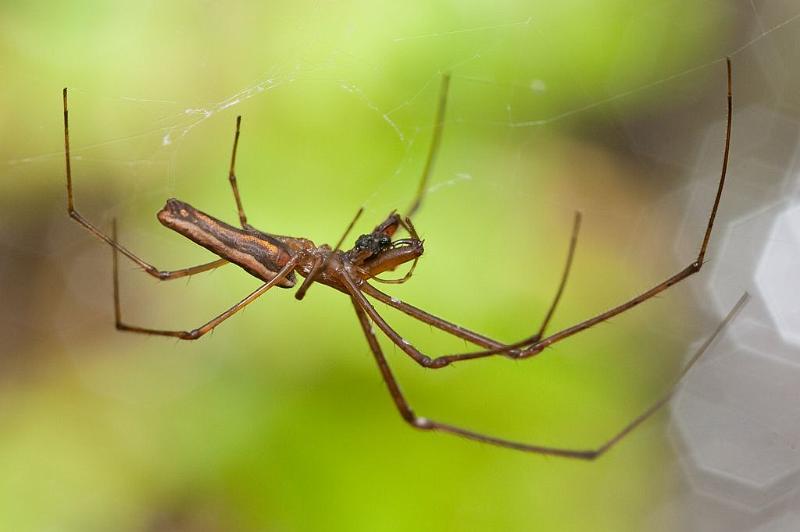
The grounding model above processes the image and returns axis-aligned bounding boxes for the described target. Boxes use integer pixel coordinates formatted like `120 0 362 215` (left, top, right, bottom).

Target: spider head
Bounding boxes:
346 231 424 281
345 212 423 279
358 236 424 280
345 232 394 266
351 212 417 256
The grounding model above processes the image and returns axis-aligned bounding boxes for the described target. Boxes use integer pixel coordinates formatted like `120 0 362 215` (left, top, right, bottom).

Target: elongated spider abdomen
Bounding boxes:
158 199 297 287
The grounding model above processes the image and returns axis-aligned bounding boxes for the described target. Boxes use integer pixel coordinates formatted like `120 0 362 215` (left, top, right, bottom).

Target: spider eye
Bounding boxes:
378 236 391 248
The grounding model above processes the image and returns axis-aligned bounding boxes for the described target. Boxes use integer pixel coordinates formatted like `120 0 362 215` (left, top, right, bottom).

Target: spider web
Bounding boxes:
13 3 793 224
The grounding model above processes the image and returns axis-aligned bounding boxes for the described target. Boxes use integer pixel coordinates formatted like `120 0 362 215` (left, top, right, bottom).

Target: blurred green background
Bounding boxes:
0 1 743 531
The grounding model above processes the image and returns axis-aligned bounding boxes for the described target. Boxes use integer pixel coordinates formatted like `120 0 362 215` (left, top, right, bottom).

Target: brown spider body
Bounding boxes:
157 198 424 293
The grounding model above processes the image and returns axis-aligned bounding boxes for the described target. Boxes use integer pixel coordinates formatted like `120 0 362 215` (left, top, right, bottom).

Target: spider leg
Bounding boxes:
345 275 442 367
383 58 734 368
61 89 228 281
294 255 324 301
406 73 451 219
361 283 505 350
111 219 297 339
295 207 364 301
361 72 450 240
534 211 581 339
362 210 581 353
226 115 250 228
516 58 733 356
354 291 747 458
350 72 450 245
351 273 543 368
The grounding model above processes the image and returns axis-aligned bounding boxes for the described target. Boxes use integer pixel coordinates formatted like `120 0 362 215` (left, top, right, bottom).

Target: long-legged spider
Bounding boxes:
62 59 746 459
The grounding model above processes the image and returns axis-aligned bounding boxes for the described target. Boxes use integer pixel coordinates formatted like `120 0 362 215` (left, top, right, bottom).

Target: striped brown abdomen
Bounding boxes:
157 198 296 287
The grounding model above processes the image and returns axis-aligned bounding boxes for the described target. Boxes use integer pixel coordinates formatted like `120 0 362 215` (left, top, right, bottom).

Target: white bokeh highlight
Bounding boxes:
675 342 800 510
755 204 800 347
673 192 800 516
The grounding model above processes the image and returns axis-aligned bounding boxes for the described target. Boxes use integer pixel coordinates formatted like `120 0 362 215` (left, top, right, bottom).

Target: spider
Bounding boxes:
61 58 745 459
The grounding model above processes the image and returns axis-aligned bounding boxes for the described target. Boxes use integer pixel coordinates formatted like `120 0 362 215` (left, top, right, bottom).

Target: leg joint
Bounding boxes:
181 329 201 340
410 416 434 430
428 357 449 369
